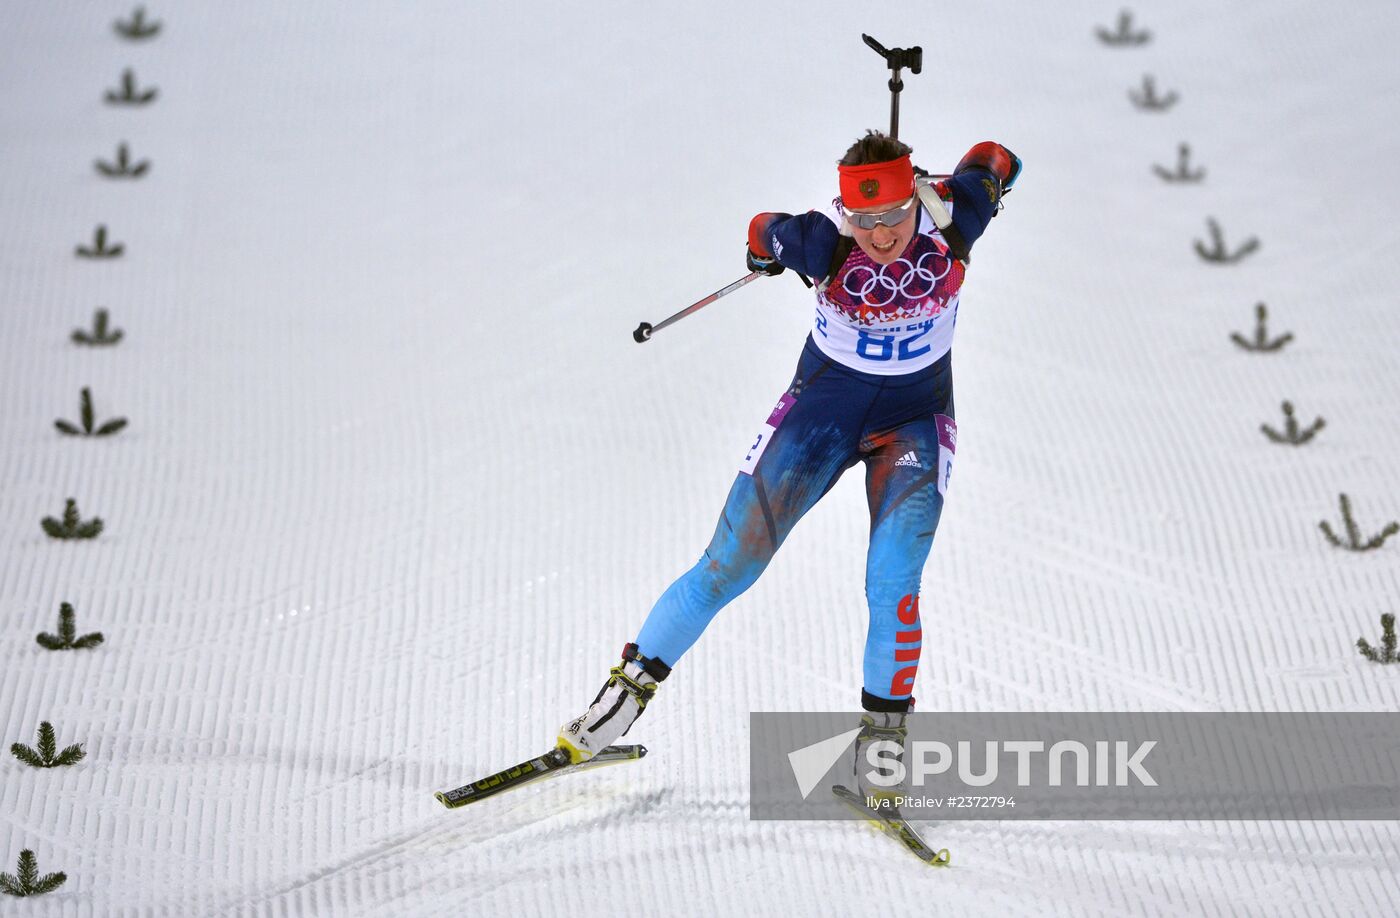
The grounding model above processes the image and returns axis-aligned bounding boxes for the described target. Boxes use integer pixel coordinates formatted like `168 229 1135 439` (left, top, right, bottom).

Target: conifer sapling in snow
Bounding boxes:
36 602 104 651
1357 613 1398 664
41 498 103 540
10 721 86 769
0 850 66 898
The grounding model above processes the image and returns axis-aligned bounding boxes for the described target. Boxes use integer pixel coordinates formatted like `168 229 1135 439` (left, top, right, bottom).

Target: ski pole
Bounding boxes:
632 271 765 343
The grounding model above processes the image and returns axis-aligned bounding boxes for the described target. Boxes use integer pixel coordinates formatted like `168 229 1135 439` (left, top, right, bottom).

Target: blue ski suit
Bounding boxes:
634 163 1007 710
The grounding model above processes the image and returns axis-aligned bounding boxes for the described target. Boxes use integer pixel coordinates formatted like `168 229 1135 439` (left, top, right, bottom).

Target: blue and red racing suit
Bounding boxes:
634 167 1004 710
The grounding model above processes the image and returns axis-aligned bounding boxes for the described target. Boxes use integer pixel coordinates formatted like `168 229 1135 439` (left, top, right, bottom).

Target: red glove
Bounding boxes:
955 142 1022 192
747 212 782 258
746 213 785 276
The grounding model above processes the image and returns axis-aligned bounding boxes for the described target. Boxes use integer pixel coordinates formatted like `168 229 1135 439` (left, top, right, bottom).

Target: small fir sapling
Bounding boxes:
0 850 67 898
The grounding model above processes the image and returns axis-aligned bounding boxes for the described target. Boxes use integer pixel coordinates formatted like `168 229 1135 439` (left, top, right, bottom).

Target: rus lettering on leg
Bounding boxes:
890 593 921 696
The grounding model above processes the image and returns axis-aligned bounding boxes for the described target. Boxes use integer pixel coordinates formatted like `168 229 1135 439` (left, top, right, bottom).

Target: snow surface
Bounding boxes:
2 1 1399 915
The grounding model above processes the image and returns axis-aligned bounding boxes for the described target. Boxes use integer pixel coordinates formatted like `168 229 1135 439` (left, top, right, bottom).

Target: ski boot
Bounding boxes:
834 694 949 865
557 643 669 764
853 709 910 809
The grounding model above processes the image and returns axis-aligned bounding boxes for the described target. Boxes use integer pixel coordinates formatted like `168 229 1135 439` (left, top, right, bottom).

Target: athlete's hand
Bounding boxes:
956 141 1022 195
746 212 786 275
747 248 785 276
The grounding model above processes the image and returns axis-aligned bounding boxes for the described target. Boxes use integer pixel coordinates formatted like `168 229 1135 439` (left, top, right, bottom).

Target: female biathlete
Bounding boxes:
558 131 1021 764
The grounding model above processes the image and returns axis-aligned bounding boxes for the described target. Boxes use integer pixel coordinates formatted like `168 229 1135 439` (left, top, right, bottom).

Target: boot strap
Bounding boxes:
860 712 908 739
608 664 658 705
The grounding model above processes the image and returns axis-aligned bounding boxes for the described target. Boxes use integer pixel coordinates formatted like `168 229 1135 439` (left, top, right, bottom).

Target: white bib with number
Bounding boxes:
812 201 965 376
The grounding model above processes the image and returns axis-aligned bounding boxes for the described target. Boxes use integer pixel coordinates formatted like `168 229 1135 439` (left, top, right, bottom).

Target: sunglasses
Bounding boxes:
845 195 917 230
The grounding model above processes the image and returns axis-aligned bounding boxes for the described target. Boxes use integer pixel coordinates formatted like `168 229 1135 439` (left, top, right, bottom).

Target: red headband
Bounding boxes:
838 155 915 209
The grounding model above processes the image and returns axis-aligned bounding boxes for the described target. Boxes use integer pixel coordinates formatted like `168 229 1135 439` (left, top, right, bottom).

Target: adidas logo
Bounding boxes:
895 450 921 468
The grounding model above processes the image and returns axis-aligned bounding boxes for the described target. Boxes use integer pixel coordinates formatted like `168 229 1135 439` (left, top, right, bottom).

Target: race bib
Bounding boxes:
739 393 796 475
935 414 957 496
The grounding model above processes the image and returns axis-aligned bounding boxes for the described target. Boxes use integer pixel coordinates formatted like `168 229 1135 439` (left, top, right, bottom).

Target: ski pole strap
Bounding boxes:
915 178 971 266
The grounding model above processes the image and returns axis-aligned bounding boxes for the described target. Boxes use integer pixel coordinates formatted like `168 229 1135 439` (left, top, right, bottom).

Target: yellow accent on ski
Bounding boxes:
833 784 951 867
852 808 951 867
556 737 590 764
436 744 647 809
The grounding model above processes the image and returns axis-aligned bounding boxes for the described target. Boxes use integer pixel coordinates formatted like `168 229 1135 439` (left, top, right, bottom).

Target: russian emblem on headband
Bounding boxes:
859 179 880 199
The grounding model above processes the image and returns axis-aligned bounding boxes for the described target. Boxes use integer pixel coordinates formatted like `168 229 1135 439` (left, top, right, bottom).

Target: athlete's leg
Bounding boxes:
561 345 871 762
634 352 869 667
859 410 957 710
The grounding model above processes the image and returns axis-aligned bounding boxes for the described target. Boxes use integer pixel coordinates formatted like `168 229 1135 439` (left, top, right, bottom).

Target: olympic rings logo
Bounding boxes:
841 251 952 308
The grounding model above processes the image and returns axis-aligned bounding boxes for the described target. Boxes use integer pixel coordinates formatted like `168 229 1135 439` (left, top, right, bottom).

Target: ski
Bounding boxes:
435 744 647 809
832 784 950 866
